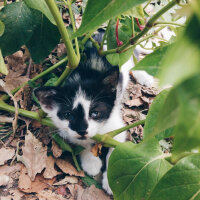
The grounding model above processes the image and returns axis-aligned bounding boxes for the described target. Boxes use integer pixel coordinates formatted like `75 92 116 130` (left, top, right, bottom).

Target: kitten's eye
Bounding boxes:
65 111 71 118
90 111 100 119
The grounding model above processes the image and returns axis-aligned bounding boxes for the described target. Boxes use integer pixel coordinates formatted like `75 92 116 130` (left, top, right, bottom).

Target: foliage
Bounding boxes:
0 0 200 199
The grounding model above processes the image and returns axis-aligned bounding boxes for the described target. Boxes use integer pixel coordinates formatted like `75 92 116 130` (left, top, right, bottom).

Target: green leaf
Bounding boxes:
134 45 172 77
159 15 200 87
106 19 134 67
26 12 60 63
0 20 5 37
0 49 8 75
149 154 200 200
172 75 200 157
44 73 59 86
123 5 144 19
81 175 102 189
24 0 56 25
73 0 147 37
0 2 37 56
108 140 172 200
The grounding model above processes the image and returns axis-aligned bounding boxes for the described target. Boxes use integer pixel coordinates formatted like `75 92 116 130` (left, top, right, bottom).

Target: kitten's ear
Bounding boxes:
102 67 119 91
34 86 61 112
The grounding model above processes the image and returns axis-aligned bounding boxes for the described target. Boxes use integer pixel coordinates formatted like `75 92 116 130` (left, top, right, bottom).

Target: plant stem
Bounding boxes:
100 20 111 50
0 57 68 101
54 66 72 86
45 0 79 68
108 120 145 138
100 0 179 56
0 100 54 127
89 36 100 51
155 21 185 27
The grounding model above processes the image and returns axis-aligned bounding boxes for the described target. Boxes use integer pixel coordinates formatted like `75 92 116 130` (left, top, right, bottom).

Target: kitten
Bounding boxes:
34 47 127 194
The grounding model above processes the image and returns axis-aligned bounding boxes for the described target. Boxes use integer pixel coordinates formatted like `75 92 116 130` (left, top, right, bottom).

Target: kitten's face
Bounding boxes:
34 67 119 145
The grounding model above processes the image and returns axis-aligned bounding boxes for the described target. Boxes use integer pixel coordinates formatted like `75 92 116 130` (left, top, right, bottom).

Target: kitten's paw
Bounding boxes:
81 151 102 176
102 171 113 195
132 70 154 87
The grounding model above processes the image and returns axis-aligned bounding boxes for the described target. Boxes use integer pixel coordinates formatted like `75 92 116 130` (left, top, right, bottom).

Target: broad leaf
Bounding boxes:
149 154 200 200
24 0 56 25
172 75 200 157
0 49 8 75
106 19 134 67
73 0 147 37
134 45 172 77
26 12 60 63
0 2 37 56
123 5 144 19
0 19 4 36
159 15 200 86
108 140 172 200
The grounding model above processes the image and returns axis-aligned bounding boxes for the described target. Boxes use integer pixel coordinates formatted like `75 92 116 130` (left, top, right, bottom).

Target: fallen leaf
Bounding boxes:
37 190 66 200
91 143 102 157
51 140 62 158
56 186 67 196
18 166 55 193
0 175 10 186
0 116 14 123
55 159 84 177
0 147 15 165
125 98 143 107
43 156 61 179
0 196 12 200
17 130 47 180
53 176 78 186
0 163 22 176
9 189 24 200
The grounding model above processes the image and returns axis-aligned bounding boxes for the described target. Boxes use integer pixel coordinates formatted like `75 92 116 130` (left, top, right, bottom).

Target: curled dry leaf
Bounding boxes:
55 159 84 177
0 175 10 186
125 98 143 107
0 116 14 123
51 140 62 158
9 189 24 200
17 130 47 181
37 190 66 200
91 143 102 157
0 147 15 166
43 156 61 179
0 163 22 176
53 176 78 186
18 166 55 193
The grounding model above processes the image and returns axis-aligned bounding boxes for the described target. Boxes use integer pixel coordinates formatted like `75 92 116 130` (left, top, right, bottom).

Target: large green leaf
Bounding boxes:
0 19 4 36
108 139 172 200
24 0 56 25
123 5 144 19
106 19 134 67
26 12 60 63
0 2 37 56
159 15 200 87
73 0 147 37
172 76 200 157
149 154 200 200
134 45 172 77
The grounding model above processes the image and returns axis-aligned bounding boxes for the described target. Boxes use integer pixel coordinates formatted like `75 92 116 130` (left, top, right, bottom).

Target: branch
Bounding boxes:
45 0 79 69
100 0 179 56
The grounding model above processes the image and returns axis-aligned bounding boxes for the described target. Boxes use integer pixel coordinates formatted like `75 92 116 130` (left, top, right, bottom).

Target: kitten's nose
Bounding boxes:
77 131 88 136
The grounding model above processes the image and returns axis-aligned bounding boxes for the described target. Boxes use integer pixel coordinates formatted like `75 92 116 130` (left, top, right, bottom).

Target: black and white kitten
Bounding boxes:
34 45 128 194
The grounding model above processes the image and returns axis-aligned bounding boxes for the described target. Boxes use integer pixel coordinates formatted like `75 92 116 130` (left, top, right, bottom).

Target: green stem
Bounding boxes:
54 66 72 86
100 0 179 56
45 0 79 68
89 36 100 51
108 120 145 138
155 21 185 27
0 57 68 101
100 20 111 50
72 152 81 171
0 101 54 127
63 0 80 60
143 0 153 10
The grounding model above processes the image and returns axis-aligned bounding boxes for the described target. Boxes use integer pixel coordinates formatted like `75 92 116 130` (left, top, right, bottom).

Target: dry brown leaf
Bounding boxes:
18 166 55 193
43 156 61 179
9 189 24 200
0 163 22 176
0 175 10 186
51 140 62 158
53 176 78 186
0 196 12 200
0 116 14 123
56 185 67 196
55 159 84 177
37 190 66 200
0 147 15 166
125 98 143 107
17 130 47 180
91 143 102 157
